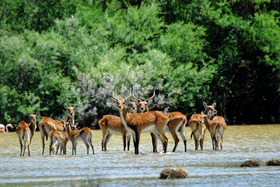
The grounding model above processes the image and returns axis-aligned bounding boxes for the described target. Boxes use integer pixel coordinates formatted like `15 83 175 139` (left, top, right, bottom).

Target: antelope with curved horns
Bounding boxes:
98 101 137 151
38 104 77 155
132 89 155 113
64 121 94 155
132 90 188 152
16 113 39 156
113 92 169 154
201 111 227 150
0 124 14 133
132 90 160 152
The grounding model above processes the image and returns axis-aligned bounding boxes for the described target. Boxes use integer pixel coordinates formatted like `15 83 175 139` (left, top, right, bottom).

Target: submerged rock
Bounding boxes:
240 159 260 167
266 159 280 166
159 167 189 179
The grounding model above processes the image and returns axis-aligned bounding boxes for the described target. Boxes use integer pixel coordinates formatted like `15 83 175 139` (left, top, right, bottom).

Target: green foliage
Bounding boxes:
0 0 77 33
158 21 207 64
0 0 279 125
252 12 280 69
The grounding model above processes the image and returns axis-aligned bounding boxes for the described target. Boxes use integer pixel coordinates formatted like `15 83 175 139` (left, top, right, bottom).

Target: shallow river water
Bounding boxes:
1 125 280 187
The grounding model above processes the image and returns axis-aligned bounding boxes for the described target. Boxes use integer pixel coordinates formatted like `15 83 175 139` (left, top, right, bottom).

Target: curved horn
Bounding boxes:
132 94 142 101
124 89 132 100
145 89 155 101
113 90 131 101
112 91 119 101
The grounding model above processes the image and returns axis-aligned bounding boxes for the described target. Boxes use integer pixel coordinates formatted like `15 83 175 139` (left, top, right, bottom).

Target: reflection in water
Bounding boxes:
1 125 280 186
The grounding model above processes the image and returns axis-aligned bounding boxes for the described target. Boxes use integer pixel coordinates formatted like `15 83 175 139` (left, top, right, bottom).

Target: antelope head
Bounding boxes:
129 101 138 113
132 89 155 113
203 102 217 118
64 104 77 125
112 91 131 111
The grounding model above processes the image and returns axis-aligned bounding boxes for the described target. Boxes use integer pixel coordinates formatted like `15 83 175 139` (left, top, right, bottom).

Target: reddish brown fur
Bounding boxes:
16 114 38 156
123 110 169 154
189 114 207 150
38 104 76 155
114 94 169 154
203 115 227 150
98 115 131 151
65 122 94 155
49 129 68 155
133 93 187 152
166 112 188 152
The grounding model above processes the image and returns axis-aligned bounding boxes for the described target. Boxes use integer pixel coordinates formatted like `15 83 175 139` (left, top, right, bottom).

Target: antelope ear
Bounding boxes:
36 111 40 116
203 102 207 108
212 102 216 107
64 103 68 109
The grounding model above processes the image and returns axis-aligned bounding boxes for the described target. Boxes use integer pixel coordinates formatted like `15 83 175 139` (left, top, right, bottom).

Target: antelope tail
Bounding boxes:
213 124 222 139
22 128 26 139
190 130 195 139
39 124 48 141
190 121 199 139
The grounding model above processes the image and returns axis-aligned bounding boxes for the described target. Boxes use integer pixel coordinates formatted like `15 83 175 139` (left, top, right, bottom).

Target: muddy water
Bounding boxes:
1 125 280 187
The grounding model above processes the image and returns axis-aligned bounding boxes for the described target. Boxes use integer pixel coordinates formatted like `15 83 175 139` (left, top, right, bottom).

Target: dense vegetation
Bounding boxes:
0 0 279 127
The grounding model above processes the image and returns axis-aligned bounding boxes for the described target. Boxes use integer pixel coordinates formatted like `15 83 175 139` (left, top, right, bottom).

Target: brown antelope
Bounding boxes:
16 113 39 156
0 124 13 133
98 114 134 151
98 101 138 151
188 102 218 150
49 129 68 155
64 122 94 155
38 104 76 155
132 92 159 152
201 111 227 150
188 113 206 150
133 91 188 152
113 92 169 154
165 112 188 152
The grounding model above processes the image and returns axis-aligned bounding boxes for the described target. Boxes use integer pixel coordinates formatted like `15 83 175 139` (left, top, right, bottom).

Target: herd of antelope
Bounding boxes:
3 92 227 156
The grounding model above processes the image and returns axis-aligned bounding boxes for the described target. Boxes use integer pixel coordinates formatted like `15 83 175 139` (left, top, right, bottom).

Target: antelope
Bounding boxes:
133 91 188 152
188 102 218 150
188 113 206 150
38 104 76 155
98 114 134 151
0 124 13 133
201 111 227 150
16 113 39 156
113 92 169 154
49 129 68 155
165 112 188 152
98 101 138 152
64 121 94 155
132 90 163 152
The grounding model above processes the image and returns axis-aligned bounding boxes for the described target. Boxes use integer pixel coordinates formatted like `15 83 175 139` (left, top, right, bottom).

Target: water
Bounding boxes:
1 125 280 187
